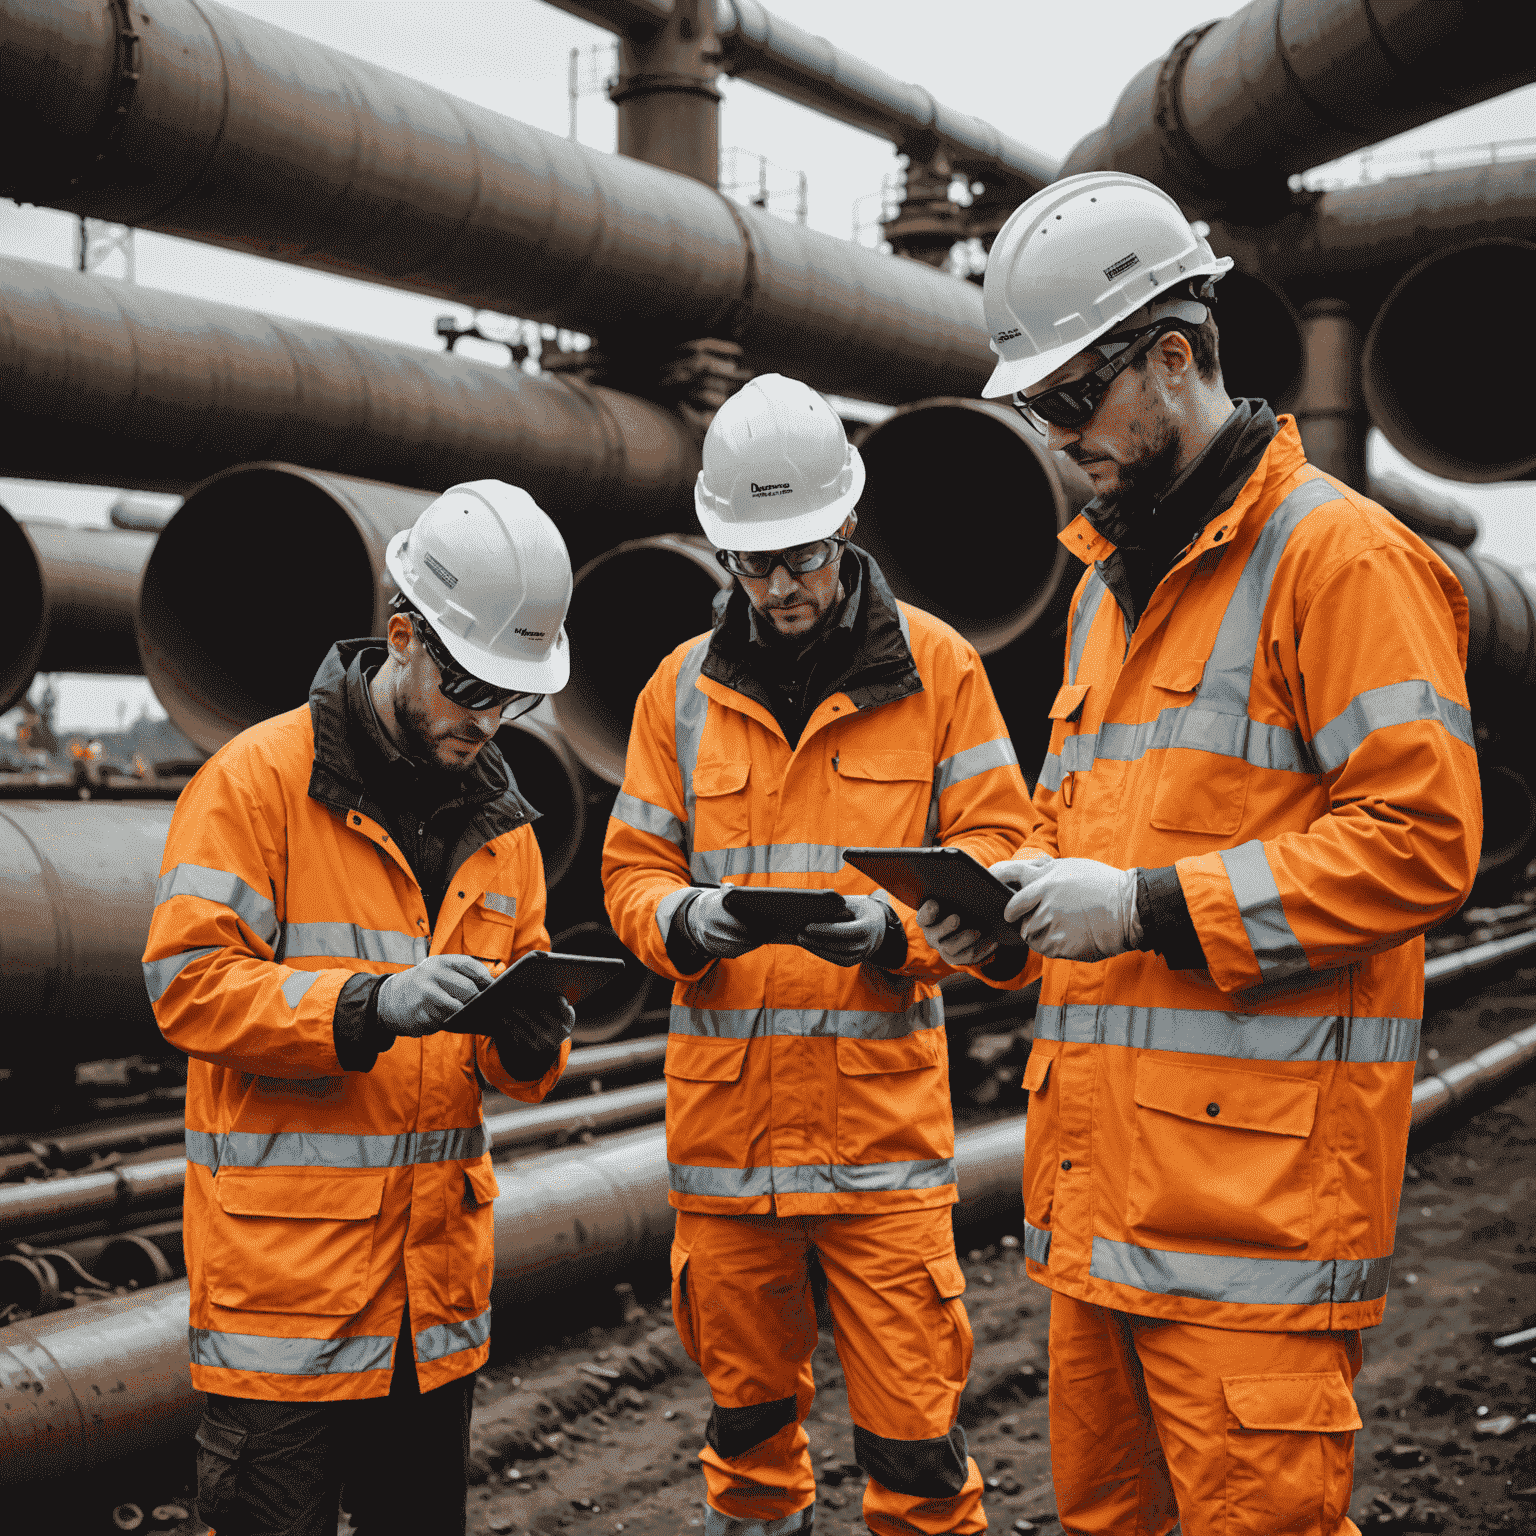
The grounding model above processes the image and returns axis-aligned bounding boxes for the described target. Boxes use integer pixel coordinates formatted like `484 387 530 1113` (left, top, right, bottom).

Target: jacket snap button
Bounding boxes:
1060 1159 1072 1171
457 891 465 899
1206 1102 1220 1117
352 814 361 824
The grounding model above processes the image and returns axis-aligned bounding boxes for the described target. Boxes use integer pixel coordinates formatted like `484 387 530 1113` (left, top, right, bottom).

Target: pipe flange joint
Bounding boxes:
65 0 144 191
608 71 723 106
1152 21 1220 204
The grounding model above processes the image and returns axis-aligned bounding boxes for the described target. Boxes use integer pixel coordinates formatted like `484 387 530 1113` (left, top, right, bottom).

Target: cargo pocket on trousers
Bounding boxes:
924 1253 973 1388
1222 1372 1362 1528
194 1410 247 1531
671 1242 701 1365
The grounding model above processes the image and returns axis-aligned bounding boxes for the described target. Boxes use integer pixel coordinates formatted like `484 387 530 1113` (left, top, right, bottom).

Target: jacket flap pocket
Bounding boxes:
694 757 750 796
1134 1059 1318 1137
215 1169 386 1221
670 1242 690 1282
665 1034 749 1083
475 892 518 926
837 1029 942 1077
1222 1372 1362 1433
1048 684 1090 722
838 750 932 783
1021 1042 1054 1093
464 1160 501 1206
1151 657 1206 694
924 1253 966 1300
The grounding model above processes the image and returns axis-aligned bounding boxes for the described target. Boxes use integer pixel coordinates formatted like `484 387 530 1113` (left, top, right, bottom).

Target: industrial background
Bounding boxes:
2 1 1536 1531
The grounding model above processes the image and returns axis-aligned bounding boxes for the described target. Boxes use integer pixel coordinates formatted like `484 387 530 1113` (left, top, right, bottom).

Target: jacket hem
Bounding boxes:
668 1186 958 1217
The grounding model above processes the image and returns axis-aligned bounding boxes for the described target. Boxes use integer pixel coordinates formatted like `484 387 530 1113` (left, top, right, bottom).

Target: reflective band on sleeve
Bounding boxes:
1309 678 1476 772
155 863 279 949
934 737 1018 795
612 791 687 847
189 1325 395 1376
1089 1236 1393 1307
669 995 944 1040
674 638 712 854
690 844 846 882
281 970 321 1008
185 1124 487 1173
414 1306 491 1363
1021 1218 1052 1265
482 891 517 918
669 1157 956 1198
655 885 697 947
280 922 428 965
1067 575 1107 686
1032 1002 1418 1063
142 946 218 1004
1219 839 1311 982
704 1500 816 1536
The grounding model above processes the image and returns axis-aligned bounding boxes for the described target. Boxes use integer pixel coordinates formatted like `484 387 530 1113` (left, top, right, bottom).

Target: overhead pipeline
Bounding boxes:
552 535 733 787
1362 241 1536 483
1057 0 1536 222
0 0 992 405
0 258 701 515
0 1115 1028 1483
0 506 46 716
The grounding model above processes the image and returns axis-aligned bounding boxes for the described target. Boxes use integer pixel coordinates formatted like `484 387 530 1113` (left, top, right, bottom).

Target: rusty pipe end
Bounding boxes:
0 505 48 715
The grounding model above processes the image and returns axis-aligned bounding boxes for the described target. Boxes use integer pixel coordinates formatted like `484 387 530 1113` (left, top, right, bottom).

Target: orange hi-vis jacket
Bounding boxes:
143 661 567 1403
603 554 1035 1217
1012 417 1481 1333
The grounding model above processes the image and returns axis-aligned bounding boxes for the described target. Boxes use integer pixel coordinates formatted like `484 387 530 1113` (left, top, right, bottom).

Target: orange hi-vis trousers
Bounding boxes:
671 1209 987 1536
1047 1293 1365 1535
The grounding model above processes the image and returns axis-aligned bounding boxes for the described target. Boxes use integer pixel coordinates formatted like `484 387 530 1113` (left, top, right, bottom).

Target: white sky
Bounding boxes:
3 0 1533 731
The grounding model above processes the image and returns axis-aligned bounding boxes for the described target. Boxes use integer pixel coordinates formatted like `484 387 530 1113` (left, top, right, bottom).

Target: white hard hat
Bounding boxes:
694 374 866 552
385 480 573 694
981 171 1234 398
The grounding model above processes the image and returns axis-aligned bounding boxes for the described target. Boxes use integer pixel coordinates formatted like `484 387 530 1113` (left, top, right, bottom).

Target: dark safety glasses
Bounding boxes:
715 534 850 581
1011 324 1168 432
411 614 542 716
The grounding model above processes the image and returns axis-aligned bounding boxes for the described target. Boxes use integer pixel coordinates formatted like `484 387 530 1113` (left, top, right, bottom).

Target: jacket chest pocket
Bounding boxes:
447 1158 501 1310
1147 661 1251 838
207 1170 386 1315
691 757 752 862
836 749 933 849
1019 1041 1060 1232
463 892 519 965
1126 1058 1318 1250
833 1029 946 1168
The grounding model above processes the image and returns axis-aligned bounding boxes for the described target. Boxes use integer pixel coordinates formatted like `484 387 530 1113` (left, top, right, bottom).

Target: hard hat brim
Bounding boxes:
694 453 866 553
982 337 1103 400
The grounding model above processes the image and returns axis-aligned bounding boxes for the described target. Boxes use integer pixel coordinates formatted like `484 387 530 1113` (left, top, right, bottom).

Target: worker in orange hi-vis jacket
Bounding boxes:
602 374 1037 1536
917 173 1483 1536
143 483 579 1536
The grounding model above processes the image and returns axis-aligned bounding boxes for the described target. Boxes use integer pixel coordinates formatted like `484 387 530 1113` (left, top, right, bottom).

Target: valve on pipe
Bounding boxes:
1362 240 1536 484
553 534 733 786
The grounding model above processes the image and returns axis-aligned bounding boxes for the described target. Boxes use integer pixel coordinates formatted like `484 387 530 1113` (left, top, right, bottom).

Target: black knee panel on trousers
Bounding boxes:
854 1422 971 1498
706 1395 799 1459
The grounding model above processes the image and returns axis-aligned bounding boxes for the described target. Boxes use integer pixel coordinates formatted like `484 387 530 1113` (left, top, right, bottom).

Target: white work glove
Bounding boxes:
375 954 494 1037
683 888 760 960
797 894 888 968
914 858 1043 967
1003 857 1143 962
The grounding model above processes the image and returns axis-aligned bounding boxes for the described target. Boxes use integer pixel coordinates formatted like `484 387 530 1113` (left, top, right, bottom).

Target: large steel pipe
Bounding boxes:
0 259 701 515
1058 0 1536 221
0 0 991 405
550 921 662 1046
0 506 47 716
552 535 732 786
23 519 153 675
1369 466 1479 551
1362 241 1536 483
496 712 596 894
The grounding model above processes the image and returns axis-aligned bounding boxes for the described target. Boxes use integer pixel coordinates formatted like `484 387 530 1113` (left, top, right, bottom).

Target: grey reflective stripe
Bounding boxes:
674 637 712 857
281 970 321 1008
669 1157 956 1198
415 1306 491 1363
934 736 1018 796
482 891 517 918
1089 1236 1393 1307
1059 732 1099 773
690 843 845 882
280 922 427 965
142 946 218 1003
656 885 696 947
155 863 279 949
1084 709 1312 776
1067 574 1107 685
185 1124 487 1172
1021 1218 1052 1266
1310 678 1476 772
189 1325 395 1376
613 791 686 847
1219 839 1311 983
1037 753 1063 793
1032 1002 1419 1064
669 994 944 1040
705 1501 815 1536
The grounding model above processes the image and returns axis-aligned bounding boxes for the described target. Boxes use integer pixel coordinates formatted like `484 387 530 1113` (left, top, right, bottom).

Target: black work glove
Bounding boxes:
492 995 576 1082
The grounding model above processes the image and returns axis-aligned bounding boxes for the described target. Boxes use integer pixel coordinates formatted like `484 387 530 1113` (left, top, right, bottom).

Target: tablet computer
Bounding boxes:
441 950 628 1035
720 886 850 939
841 847 1025 948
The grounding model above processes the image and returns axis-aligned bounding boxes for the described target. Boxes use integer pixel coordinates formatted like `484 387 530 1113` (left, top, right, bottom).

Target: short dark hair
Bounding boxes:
1127 315 1221 384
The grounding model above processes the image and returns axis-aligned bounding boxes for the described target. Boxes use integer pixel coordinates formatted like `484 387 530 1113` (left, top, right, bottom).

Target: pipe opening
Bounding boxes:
554 536 731 785
856 400 1082 656
1211 271 1303 411
139 469 376 754
1477 763 1536 884
1363 240 1536 483
496 713 588 891
1 509 47 716
550 921 659 1046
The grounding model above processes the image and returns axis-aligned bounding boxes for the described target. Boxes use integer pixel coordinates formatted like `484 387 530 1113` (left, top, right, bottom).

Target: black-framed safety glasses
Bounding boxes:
1011 324 1171 432
715 533 851 581
408 610 543 718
